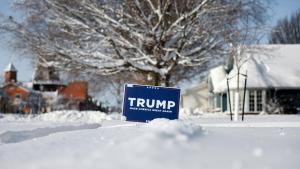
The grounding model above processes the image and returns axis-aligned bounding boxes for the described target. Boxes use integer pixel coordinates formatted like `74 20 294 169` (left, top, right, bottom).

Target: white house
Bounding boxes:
181 81 210 112
183 44 300 114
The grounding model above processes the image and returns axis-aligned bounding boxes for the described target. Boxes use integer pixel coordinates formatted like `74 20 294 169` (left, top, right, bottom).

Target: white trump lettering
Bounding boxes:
128 98 176 110
156 100 166 109
167 101 175 109
128 97 136 106
137 98 145 107
146 99 155 108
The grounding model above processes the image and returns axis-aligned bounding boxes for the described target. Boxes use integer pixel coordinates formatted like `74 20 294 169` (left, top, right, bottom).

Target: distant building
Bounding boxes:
58 81 88 101
181 81 210 113
0 62 101 114
0 63 40 113
57 81 90 110
32 63 65 91
4 63 17 84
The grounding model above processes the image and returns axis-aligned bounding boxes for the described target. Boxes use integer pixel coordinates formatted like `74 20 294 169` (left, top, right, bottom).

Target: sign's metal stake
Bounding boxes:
226 77 233 121
242 71 248 121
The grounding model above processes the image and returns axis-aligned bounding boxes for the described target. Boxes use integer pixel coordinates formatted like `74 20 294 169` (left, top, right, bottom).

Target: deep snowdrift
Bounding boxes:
0 111 300 169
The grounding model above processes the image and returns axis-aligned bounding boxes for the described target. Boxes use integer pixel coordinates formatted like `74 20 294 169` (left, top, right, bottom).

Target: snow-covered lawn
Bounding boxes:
0 111 300 169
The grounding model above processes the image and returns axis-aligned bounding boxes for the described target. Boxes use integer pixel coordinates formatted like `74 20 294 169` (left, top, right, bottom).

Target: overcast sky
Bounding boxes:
0 0 300 82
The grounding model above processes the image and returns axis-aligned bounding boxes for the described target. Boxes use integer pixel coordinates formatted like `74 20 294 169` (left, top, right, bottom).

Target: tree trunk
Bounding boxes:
234 69 240 121
149 72 171 87
153 73 160 86
165 74 171 87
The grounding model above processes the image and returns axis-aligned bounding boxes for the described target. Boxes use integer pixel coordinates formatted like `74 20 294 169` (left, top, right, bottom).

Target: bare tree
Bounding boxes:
226 40 274 121
1 0 267 86
228 45 261 121
106 72 147 111
269 9 300 44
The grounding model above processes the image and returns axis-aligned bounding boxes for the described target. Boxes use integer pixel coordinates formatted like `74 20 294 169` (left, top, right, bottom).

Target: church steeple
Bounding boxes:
4 63 17 83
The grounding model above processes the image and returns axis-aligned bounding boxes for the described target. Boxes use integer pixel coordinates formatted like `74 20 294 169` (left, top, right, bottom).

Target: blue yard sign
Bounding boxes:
122 84 181 122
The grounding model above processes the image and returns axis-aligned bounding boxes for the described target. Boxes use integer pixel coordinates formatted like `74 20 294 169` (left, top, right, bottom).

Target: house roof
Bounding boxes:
4 63 17 72
212 44 300 93
182 80 208 95
209 65 226 92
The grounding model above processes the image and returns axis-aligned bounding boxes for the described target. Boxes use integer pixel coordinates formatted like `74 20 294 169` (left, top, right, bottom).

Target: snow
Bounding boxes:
0 110 119 124
0 111 300 169
32 80 65 85
0 123 101 144
146 118 202 141
209 65 226 92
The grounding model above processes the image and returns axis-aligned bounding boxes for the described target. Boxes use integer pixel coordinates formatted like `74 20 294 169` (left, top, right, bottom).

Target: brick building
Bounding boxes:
0 63 100 114
0 63 35 113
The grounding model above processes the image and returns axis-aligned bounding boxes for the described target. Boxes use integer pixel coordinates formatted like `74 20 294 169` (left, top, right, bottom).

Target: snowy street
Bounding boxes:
0 111 299 169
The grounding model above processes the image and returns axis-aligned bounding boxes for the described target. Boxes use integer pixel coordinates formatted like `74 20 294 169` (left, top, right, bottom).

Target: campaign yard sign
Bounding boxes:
122 84 181 122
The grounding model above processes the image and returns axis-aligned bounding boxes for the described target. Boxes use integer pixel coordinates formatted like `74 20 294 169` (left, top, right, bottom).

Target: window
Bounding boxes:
239 91 246 111
257 91 262 111
249 91 255 111
216 95 221 108
15 94 21 99
248 90 263 112
213 95 222 109
232 91 235 110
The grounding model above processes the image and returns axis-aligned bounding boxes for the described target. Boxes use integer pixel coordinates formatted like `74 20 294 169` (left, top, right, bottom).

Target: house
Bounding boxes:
0 63 40 113
181 65 229 114
32 63 65 92
180 81 210 113
31 63 65 112
182 44 300 114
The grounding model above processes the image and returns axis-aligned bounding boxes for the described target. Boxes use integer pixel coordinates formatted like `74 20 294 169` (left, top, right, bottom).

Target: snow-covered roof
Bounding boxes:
182 80 208 95
4 63 17 72
214 44 300 93
209 65 226 92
